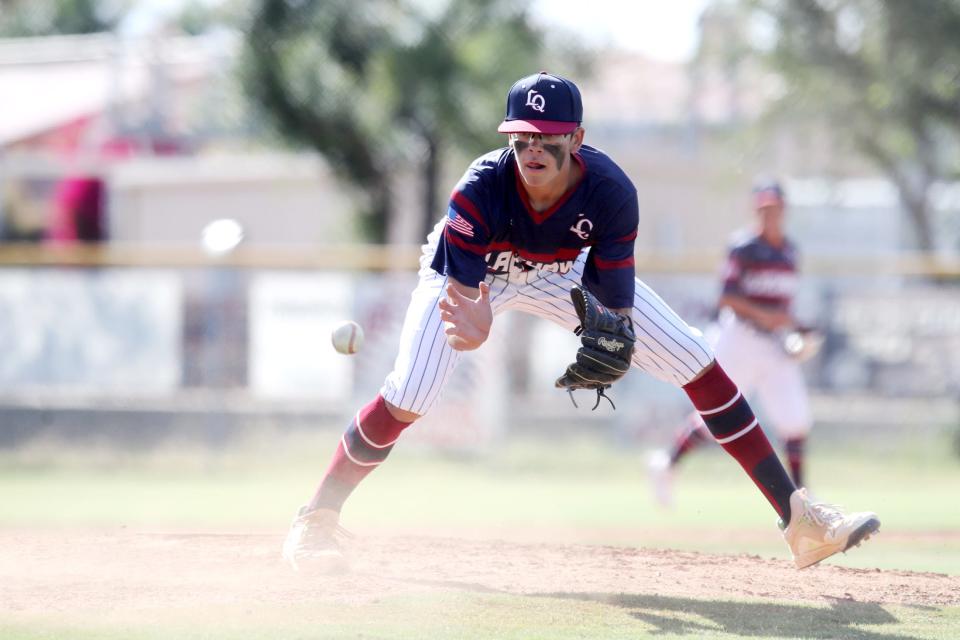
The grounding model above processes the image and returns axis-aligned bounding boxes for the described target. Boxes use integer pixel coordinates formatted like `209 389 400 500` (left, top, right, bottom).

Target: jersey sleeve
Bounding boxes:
720 246 746 297
581 191 638 309
429 164 494 287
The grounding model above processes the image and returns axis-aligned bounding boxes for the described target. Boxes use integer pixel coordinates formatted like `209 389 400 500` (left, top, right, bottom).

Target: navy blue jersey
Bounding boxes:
721 232 799 311
430 145 639 309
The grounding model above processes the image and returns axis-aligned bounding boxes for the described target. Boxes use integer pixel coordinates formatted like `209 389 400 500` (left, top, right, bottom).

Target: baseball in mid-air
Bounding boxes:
331 321 364 355
201 218 244 256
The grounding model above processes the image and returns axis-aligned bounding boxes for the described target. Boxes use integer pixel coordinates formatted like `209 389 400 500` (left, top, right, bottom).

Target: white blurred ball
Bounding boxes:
331 321 364 355
201 218 244 255
783 331 805 356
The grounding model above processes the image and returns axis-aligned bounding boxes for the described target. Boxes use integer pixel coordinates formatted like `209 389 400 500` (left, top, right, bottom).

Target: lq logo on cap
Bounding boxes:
497 73 583 135
525 89 546 113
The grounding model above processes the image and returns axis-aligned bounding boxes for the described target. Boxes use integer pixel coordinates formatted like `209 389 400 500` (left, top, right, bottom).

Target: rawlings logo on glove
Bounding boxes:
597 337 626 352
555 285 637 410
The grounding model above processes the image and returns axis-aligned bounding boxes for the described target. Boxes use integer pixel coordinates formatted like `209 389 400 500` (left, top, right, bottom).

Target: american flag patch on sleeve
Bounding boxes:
447 207 475 237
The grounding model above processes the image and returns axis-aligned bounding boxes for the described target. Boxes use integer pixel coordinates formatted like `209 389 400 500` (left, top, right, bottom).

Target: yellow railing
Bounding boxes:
0 243 958 276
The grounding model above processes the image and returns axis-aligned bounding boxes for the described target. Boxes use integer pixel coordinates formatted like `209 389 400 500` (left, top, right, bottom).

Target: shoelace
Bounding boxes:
805 500 845 528
334 524 355 540
301 516 355 546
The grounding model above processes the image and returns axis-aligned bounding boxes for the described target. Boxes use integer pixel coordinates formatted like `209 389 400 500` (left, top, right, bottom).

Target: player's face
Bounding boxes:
509 128 584 188
757 202 785 235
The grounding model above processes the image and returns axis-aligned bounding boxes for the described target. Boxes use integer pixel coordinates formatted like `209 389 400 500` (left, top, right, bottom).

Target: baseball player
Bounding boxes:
648 181 818 506
283 73 879 572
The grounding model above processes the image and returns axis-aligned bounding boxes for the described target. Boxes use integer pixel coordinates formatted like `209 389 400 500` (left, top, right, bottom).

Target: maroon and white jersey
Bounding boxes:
721 232 799 315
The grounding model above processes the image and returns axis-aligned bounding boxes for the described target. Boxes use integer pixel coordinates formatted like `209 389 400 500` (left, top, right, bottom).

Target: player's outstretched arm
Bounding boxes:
438 278 492 351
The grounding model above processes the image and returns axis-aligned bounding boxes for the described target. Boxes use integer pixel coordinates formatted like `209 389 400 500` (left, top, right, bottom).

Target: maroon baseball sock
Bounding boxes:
683 363 796 522
308 395 414 513
669 414 711 466
784 437 806 488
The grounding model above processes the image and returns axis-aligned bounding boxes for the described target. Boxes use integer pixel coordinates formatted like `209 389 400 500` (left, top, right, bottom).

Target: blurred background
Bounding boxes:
0 0 958 569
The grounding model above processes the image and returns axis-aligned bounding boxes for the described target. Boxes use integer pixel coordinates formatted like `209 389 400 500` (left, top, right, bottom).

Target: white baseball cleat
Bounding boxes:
781 488 880 569
282 505 351 573
646 450 674 508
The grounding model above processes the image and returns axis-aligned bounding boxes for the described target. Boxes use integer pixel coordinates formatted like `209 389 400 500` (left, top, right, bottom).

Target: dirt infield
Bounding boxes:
2 528 958 619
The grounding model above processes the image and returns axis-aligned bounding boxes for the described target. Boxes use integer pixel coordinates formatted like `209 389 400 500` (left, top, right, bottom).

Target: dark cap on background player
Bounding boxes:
497 72 583 135
753 179 785 209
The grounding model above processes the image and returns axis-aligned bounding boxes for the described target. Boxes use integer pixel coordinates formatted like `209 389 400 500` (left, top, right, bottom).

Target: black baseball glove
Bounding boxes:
555 285 636 410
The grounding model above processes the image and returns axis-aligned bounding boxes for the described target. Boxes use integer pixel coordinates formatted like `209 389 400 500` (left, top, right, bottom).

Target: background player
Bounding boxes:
282 73 879 572
649 180 816 506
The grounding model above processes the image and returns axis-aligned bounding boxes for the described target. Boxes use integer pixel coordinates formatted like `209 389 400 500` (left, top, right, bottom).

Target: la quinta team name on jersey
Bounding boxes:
739 270 799 299
486 250 575 275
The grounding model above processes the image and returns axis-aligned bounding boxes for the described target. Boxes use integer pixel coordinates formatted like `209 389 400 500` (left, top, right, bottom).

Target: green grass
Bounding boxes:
2 593 958 639
1 428 958 573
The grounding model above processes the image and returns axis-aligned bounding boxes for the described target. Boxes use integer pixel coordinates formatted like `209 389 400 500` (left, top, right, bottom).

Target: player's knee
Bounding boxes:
686 359 718 384
384 400 420 423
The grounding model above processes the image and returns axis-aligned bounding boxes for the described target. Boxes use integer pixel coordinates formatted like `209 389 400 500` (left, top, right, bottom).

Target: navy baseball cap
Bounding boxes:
497 72 583 135
752 180 785 208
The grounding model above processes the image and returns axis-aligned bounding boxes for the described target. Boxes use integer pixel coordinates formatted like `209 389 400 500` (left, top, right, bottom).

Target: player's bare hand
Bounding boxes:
438 281 492 351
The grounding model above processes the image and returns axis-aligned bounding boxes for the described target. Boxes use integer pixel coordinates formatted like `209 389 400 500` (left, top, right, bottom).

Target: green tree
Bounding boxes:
241 0 577 242
736 0 960 251
0 0 128 36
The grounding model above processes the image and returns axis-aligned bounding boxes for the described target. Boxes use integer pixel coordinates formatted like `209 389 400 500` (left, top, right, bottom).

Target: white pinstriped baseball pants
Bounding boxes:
706 315 812 439
381 224 715 416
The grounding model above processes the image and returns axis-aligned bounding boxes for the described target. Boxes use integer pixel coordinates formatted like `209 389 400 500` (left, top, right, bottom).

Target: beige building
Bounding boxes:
0 32 356 249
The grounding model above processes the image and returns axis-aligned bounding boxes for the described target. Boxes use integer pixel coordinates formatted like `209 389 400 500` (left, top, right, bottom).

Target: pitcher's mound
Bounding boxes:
2 529 958 614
